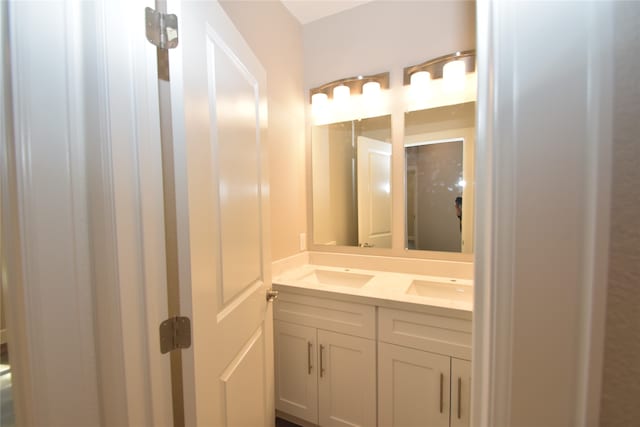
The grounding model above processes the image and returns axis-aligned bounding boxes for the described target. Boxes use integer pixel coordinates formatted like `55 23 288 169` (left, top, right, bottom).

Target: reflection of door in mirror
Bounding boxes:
404 102 475 253
311 115 392 249
357 136 391 248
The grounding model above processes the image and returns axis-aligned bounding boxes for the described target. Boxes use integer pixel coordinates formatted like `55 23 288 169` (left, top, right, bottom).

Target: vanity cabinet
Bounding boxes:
274 293 376 427
378 343 471 427
273 291 472 427
378 307 472 427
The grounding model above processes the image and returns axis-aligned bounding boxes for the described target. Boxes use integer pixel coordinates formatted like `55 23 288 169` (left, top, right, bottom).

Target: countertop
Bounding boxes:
272 264 473 319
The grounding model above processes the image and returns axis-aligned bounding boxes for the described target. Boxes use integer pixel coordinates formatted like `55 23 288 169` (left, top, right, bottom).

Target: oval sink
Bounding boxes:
406 279 473 303
297 269 374 288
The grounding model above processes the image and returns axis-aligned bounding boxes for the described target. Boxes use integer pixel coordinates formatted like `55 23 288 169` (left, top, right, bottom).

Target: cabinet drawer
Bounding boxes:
274 292 376 339
378 307 472 359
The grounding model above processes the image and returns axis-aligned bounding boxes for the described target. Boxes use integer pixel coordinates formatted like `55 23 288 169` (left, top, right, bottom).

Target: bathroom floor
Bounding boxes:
275 417 302 427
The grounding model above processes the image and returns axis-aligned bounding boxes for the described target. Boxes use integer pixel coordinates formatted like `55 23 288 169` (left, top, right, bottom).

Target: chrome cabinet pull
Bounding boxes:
458 377 462 419
307 342 313 375
440 373 444 413
319 344 325 378
440 373 444 414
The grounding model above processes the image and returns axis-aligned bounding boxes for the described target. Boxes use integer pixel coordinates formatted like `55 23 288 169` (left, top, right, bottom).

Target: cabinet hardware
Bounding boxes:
457 377 462 419
308 342 313 375
320 344 325 378
439 373 444 413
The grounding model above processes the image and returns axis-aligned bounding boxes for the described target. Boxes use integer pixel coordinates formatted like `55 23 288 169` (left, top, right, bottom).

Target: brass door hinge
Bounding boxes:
159 316 191 354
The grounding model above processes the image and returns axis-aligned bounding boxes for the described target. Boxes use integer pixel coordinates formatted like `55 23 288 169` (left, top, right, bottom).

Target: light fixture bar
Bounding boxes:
309 72 389 103
403 50 476 85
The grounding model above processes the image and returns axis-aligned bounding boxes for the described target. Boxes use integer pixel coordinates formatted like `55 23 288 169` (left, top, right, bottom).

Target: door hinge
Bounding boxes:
159 316 191 354
145 7 179 49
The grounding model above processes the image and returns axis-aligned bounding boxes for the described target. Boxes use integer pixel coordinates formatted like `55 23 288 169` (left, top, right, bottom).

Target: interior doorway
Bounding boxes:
0 201 14 427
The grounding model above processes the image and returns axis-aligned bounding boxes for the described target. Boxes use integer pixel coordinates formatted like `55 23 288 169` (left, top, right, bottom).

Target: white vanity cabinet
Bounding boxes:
274 293 377 427
377 307 472 427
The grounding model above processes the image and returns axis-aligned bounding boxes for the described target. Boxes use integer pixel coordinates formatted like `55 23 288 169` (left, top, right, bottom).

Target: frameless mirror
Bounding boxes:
312 115 392 248
404 102 475 253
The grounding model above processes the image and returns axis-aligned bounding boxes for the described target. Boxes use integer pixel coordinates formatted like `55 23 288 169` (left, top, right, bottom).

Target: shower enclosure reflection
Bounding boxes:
404 102 475 253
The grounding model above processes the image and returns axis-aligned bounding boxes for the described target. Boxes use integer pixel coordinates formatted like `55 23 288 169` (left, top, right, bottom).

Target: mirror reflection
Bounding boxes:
312 115 392 248
404 102 475 253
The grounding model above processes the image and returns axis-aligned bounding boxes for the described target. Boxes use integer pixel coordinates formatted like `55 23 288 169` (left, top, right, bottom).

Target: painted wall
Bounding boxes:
599 3 640 425
303 0 476 89
220 1 306 261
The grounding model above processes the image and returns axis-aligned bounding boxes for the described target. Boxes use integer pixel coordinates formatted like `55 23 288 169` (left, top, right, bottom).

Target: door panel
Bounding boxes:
450 358 471 427
208 32 263 304
318 330 376 427
274 321 318 423
378 342 450 427
357 136 392 248
221 327 267 427
167 1 271 426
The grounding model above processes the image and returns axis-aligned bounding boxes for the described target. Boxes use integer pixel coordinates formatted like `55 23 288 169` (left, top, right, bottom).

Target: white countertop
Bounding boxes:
272 264 473 318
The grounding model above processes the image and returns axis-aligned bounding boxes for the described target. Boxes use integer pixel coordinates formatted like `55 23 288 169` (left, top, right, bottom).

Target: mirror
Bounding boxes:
312 115 392 248
404 102 475 253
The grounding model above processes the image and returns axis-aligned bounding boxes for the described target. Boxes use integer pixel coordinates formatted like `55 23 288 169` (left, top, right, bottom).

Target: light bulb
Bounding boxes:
311 92 328 107
311 92 328 116
443 60 466 91
333 84 350 104
362 81 381 98
410 71 431 95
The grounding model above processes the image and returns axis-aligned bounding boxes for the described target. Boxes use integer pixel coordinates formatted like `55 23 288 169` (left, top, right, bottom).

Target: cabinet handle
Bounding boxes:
457 377 462 419
307 342 313 375
439 373 444 413
319 344 325 378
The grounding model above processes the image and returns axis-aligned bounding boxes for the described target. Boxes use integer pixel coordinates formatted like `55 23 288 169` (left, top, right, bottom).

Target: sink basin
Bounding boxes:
406 279 473 303
297 269 374 288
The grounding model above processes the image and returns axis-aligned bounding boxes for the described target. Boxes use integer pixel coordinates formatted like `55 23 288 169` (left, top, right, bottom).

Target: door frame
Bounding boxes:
472 1 612 426
1 0 614 425
1 0 172 425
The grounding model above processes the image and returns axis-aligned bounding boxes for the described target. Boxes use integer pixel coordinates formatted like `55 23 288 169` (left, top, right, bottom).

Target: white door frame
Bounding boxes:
2 0 615 425
472 1 612 426
1 0 172 425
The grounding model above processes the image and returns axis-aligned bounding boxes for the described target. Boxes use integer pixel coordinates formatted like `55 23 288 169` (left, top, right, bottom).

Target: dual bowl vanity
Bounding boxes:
272 263 472 427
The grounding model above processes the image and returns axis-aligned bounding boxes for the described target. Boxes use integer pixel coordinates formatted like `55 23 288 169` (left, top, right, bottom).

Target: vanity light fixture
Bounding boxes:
404 50 476 93
309 72 390 106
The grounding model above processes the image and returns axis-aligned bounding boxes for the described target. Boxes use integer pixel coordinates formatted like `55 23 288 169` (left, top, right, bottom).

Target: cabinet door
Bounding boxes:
275 320 318 424
378 342 450 427
318 330 376 427
450 358 471 427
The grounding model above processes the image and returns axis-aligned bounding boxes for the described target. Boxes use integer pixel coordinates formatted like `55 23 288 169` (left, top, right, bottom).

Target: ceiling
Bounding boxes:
281 0 374 25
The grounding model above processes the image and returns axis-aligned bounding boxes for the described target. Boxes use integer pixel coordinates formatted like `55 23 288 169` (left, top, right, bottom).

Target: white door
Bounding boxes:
165 1 273 426
274 321 318 423
450 358 471 427
318 330 376 427
356 136 392 248
378 342 450 427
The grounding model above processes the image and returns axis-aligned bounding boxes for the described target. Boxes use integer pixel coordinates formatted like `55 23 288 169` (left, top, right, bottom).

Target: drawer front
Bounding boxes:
274 292 376 339
378 307 472 359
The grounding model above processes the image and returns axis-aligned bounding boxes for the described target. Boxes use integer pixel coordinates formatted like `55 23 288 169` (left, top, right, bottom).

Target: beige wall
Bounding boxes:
220 1 306 261
303 0 476 89
599 3 640 425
